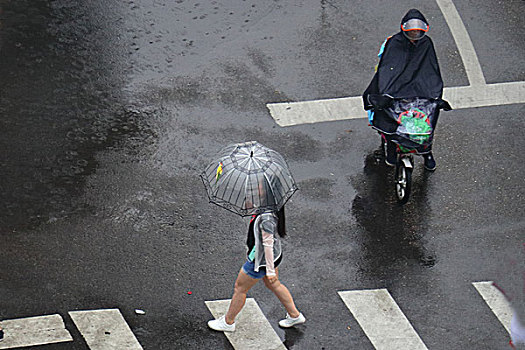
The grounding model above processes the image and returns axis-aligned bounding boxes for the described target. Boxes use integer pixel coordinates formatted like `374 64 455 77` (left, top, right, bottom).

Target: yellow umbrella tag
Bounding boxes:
215 162 223 183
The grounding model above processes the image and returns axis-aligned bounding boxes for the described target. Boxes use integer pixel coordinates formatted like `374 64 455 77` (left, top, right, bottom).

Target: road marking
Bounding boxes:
205 298 286 350
267 82 525 126
338 289 428 350
473 281 513 334
69 309 143 350
267 95 363 127
435 0 485 86
0 314 73 349
443 81 525 109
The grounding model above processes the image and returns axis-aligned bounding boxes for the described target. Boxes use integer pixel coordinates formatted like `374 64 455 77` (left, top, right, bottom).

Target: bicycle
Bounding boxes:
369 95 452 204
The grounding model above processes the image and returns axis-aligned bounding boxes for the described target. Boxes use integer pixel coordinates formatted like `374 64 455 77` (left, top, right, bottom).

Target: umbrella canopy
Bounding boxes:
201 141 298 216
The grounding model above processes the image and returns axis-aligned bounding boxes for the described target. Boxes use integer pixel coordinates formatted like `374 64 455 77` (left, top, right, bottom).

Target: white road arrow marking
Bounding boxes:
338 289 428 350
205 298 287 350
0 314 73 349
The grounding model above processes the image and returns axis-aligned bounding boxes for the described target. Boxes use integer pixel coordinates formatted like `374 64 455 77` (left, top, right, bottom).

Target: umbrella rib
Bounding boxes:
243 173 252 213
263 172 277 210
277 164 294 191
275 168 293 203
226 169 244 210
214 167 235 198
273 164 295 205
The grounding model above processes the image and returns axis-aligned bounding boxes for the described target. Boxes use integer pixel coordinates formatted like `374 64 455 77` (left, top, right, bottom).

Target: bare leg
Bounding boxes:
263 268 300 318
224 268 259 325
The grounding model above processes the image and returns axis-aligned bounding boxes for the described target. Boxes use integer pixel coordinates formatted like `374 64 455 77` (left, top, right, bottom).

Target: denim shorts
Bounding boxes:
242 260 266 279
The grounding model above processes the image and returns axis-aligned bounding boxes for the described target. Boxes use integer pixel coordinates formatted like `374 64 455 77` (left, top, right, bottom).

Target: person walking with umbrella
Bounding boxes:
201 141 306 332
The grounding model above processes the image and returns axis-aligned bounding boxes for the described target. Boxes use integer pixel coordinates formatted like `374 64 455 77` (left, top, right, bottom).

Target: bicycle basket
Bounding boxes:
387 98 437 152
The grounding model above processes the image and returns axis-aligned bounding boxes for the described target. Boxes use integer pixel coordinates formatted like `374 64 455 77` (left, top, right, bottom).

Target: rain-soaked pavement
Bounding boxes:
1 0 524 349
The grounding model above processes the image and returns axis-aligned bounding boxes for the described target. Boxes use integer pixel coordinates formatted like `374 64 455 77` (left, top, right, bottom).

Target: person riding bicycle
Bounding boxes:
363 9 444 171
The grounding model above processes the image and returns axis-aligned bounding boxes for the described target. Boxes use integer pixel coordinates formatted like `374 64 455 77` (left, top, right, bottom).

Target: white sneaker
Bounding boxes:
279 313 306 328
208 315 235 332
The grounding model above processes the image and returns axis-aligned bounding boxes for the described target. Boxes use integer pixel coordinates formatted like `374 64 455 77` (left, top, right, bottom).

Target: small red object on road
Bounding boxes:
187 291 192 295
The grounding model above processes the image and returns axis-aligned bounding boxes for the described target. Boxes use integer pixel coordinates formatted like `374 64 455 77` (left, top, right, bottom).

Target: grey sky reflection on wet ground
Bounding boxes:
0 0 154 231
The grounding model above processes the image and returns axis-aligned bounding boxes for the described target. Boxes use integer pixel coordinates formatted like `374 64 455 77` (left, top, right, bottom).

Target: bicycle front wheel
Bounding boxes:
395 162 412 204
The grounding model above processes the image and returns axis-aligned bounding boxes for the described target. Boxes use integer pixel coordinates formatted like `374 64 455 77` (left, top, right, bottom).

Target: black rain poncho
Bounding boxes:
363 9 444 133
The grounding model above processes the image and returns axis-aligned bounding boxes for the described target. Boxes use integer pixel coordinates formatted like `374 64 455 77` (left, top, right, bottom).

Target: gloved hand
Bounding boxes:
368 94 393 110
437 99 452 111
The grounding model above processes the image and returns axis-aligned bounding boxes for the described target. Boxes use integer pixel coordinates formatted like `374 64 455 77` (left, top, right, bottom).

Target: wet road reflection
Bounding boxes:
352 148 436 283
0 0 154 232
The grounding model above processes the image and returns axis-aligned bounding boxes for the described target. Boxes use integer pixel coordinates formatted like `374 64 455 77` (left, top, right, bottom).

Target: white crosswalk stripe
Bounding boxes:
338 289 428 350
0 284 515 349
267 82 525 127
205 298 287 350
473 281 513 334
0 314 73 349
69 309 143 350
206 282 517 349
0 309 142 349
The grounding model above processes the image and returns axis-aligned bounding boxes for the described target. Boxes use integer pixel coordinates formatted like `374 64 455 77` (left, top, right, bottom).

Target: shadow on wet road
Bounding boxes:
282 327 305 349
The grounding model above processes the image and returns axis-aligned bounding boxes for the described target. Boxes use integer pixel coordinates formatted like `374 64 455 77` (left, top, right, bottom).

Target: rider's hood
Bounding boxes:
375 10 443 99
401 9 428 28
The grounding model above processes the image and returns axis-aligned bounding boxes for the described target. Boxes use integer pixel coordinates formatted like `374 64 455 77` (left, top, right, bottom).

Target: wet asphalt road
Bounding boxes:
0 0 524 349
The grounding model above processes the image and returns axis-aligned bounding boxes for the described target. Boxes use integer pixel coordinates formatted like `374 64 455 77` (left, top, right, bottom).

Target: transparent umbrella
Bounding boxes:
200 141 298 216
